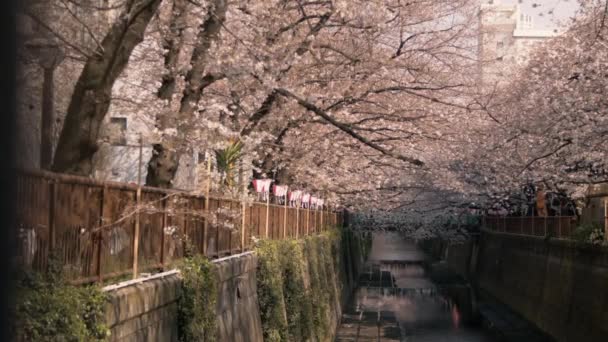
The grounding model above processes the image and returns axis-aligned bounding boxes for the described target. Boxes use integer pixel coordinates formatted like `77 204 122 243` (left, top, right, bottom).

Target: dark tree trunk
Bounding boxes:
40 67 54 169
157 0 187 101
145 144 179 188
52 0 162 175
146 0 227 188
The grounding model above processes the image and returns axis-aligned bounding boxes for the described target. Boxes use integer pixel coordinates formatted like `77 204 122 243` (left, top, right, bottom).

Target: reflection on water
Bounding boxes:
338 233 496 342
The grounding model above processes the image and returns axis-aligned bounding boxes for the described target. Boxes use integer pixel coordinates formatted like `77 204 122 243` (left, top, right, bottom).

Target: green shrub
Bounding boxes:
280 240 314 341
255 229 353 342
572 222 605 245
256 240 289 341
12 258 109 341
177 251 218 342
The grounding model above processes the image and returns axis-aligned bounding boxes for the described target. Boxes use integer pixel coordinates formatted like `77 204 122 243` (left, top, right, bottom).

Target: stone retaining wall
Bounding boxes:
104 272 181 342
475 231 608 342
103 253 263 342
102 233 364 342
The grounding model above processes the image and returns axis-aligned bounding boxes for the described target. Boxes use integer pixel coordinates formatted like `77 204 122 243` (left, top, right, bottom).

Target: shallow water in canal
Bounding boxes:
336 233 497 342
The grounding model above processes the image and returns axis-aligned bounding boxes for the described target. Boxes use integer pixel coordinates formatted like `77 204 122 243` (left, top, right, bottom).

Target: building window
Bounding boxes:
496 56 503 61
108 117 127 145
497 42 504 49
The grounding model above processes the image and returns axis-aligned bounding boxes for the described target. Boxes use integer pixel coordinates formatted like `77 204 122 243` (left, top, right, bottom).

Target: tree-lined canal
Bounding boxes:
336 233 496 341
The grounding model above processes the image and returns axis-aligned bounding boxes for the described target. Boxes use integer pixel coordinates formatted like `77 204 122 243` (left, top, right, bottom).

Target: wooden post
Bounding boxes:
203 158 211 255
283 193 288 239
241 201 246 251
320 207 324 232
306 207 310 236
132 187 141 279
137 133 143 186
296 205 299 239
96 186 107 283
265 193 270 238
160 197 167 268
48 180 56 252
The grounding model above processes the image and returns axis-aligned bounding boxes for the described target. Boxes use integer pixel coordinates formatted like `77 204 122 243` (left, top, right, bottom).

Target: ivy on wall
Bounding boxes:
177 249 218 342
255 229 360 342
256 240 289 341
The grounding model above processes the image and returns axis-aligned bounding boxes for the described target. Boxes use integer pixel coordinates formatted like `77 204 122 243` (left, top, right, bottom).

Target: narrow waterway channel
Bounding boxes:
336 233 497 341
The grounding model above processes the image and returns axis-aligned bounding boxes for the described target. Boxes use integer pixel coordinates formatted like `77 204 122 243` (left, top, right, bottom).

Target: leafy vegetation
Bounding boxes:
281 240 314 341
12 256 110 341
572 222 605 245
256 230 354 342
177 248 218 342
214 139 244 188
255 240 289 341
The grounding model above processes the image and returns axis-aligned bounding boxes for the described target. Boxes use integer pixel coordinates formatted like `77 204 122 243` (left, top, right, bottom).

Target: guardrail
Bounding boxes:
482 216 576 239
14 169 342 284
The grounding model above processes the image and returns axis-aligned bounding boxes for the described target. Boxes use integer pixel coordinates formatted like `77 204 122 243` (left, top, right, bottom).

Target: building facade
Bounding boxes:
478 0 558 86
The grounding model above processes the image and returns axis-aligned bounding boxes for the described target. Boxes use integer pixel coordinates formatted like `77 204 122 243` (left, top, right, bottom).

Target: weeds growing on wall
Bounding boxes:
281 240 315 341
12 255 110 341
177 246 218 342
256 230 345 342
256 240 289 341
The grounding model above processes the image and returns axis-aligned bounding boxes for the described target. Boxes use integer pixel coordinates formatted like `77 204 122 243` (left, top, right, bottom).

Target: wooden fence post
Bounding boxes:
241 201 246 252
96 186 107 283
320 207 324 232
203 158 211 256
160 196 167 268
306 208 310 236
265 194 270 238
132 187 141 279
296 206 299 239
283 196 288 239
48 180 56 253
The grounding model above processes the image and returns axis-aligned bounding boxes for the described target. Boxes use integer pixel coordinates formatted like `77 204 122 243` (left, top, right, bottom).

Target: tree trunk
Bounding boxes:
157 0 188 101
52 0 162 175
40 67 55 169
146 0 228 188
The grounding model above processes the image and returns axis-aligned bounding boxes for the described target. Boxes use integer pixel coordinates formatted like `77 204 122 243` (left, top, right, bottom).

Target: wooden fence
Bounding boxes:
483 216 576 239
14 169 343 284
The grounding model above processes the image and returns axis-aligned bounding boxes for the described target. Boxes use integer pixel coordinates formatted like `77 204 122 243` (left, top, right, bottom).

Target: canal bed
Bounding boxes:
336 233 496 341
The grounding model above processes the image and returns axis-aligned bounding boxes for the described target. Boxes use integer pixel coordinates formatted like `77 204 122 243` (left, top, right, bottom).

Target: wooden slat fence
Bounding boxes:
483 216 576 239
14 170 343 284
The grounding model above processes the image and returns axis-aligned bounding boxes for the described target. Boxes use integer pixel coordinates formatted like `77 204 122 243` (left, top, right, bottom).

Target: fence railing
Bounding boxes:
14 169 343 284
482 216 576 239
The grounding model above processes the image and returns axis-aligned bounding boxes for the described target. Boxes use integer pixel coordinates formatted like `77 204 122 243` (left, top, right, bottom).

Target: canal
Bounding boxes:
336 233 496 341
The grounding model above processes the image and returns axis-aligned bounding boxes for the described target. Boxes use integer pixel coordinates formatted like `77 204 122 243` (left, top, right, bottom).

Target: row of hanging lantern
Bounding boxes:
252 178 325 210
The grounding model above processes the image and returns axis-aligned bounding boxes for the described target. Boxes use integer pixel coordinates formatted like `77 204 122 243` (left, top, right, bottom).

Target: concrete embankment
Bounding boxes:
475 231 608 342
421 231 608 342
102 230 368 342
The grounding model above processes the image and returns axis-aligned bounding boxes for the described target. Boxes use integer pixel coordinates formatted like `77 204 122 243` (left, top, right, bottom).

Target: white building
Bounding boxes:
478 0 558 86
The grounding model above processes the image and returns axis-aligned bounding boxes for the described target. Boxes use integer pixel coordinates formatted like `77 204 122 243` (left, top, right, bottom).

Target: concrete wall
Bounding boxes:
102 232 364 342
475 231 608 342
104 271 181 342
103 253 263 342
215 253 263 342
